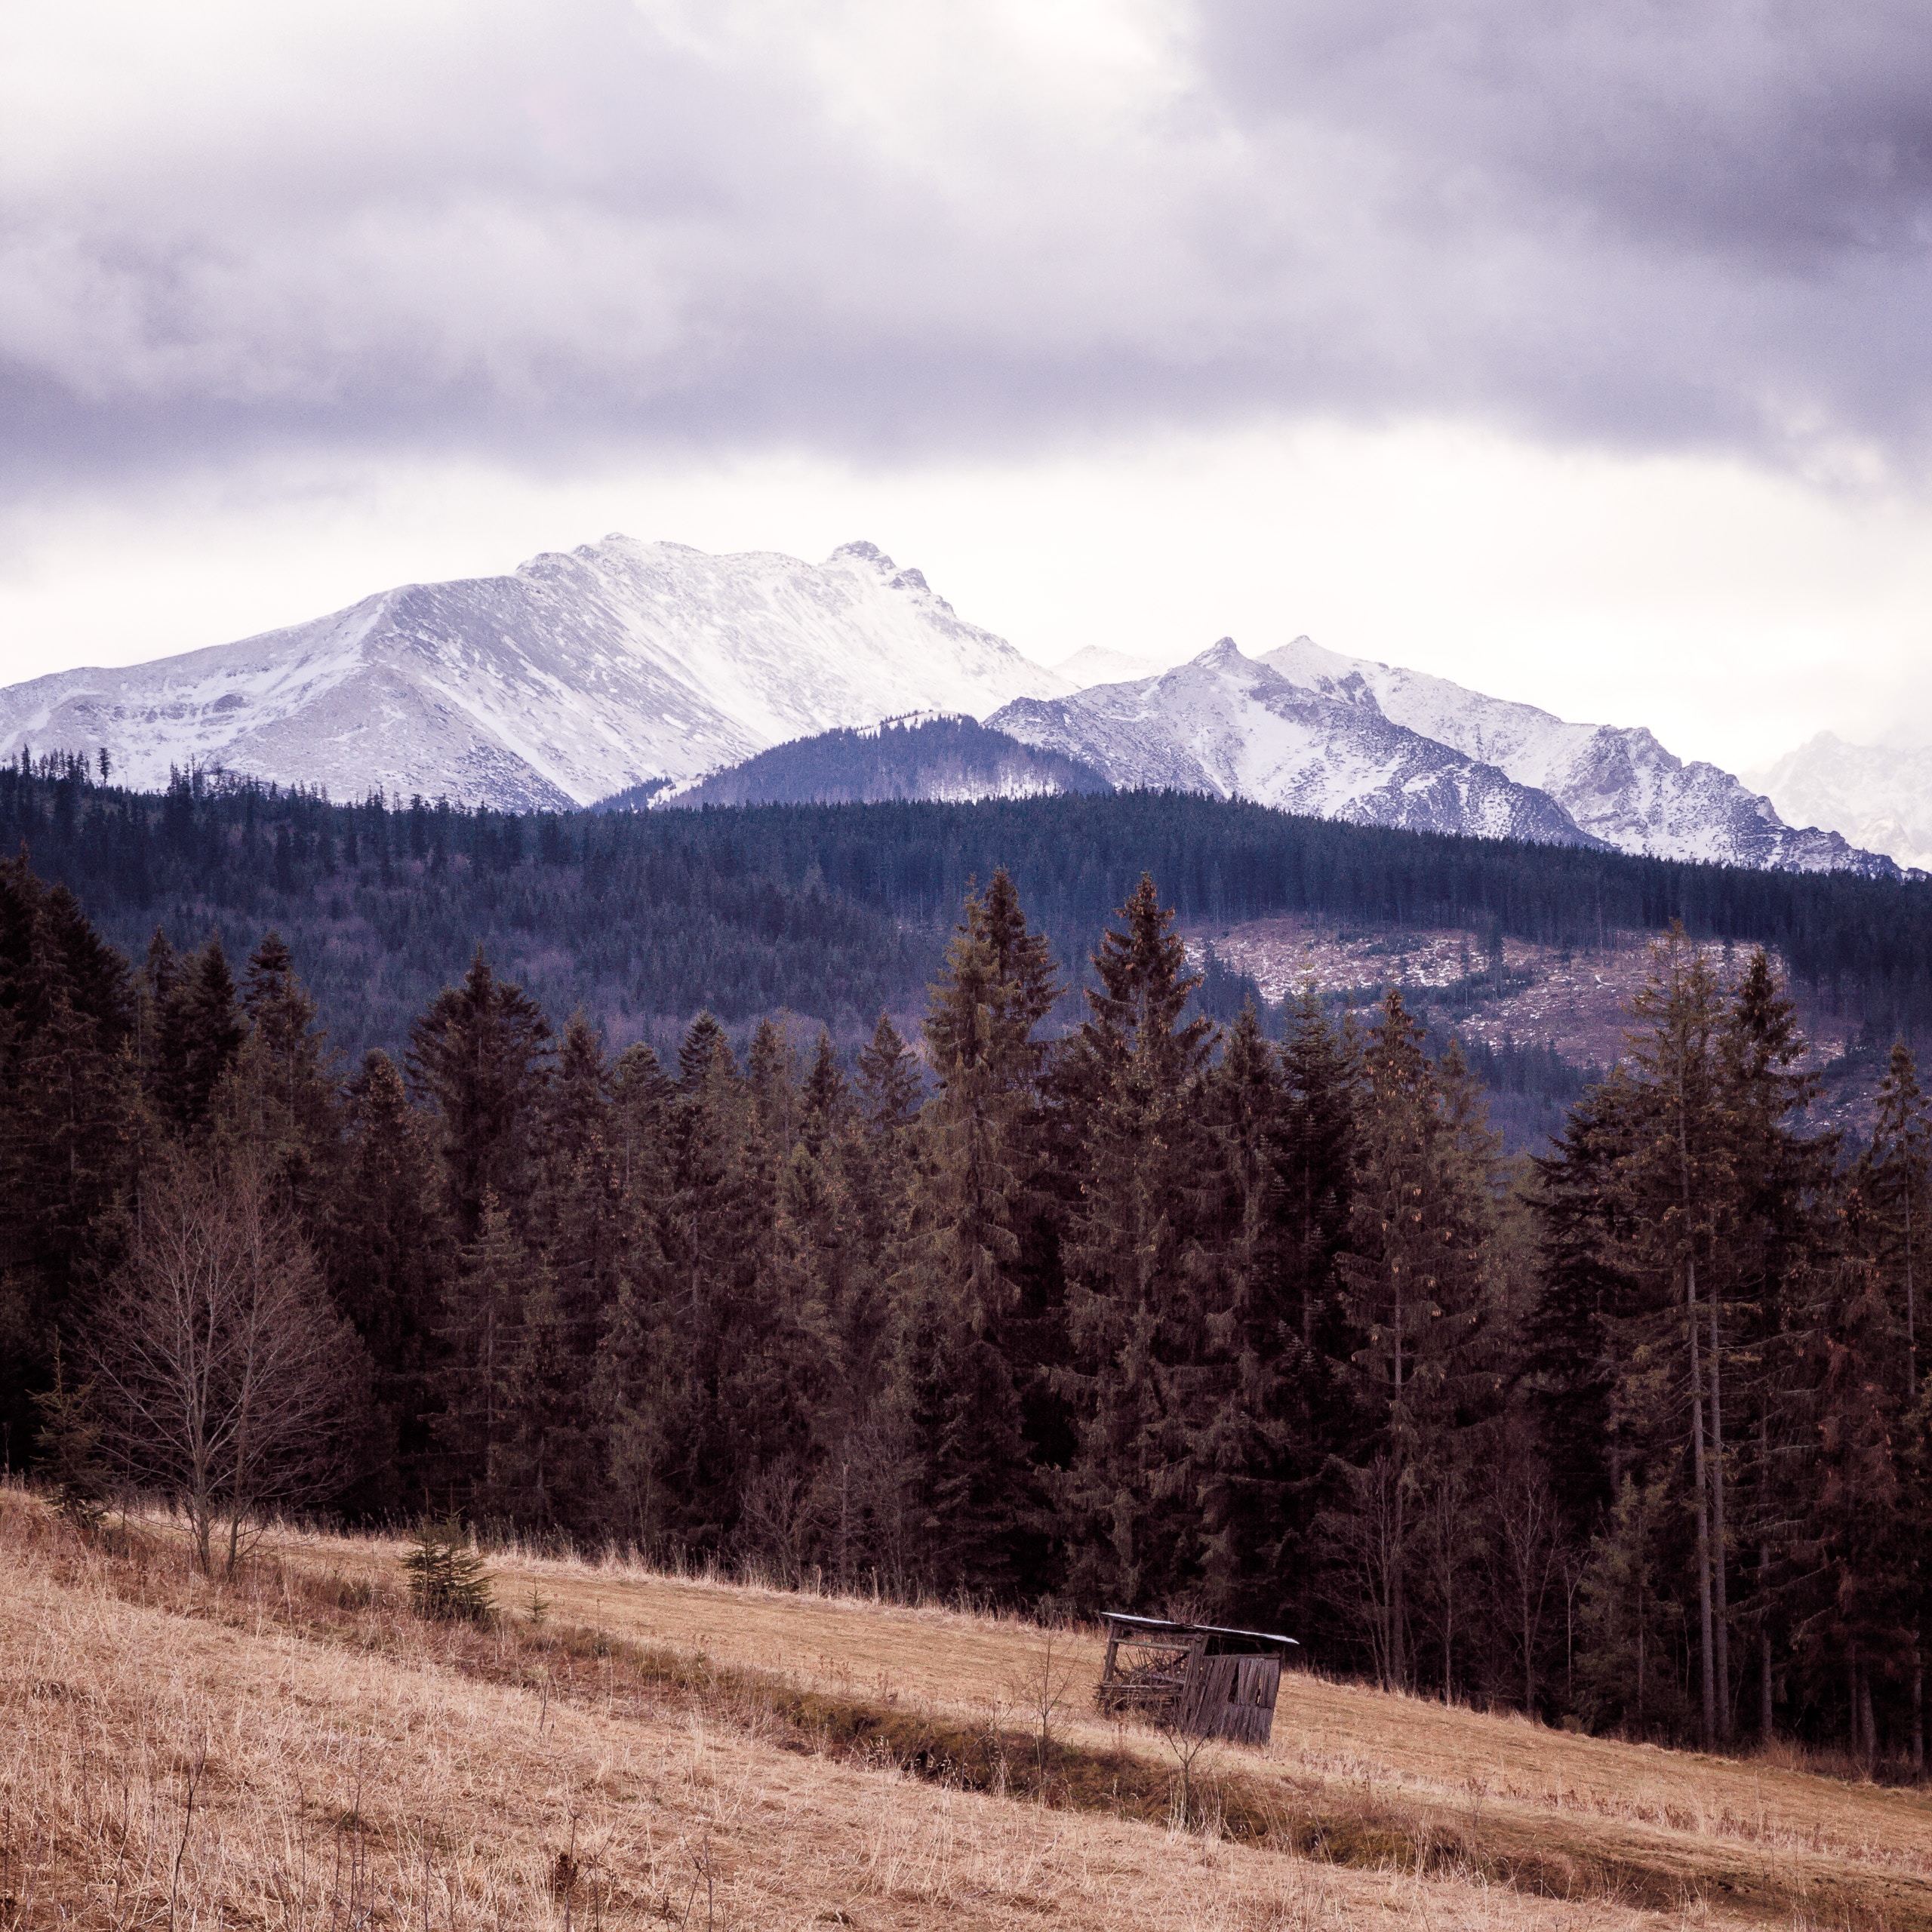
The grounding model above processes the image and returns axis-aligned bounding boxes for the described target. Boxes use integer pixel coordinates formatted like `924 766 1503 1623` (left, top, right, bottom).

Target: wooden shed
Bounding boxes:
1094 1613 1299 1745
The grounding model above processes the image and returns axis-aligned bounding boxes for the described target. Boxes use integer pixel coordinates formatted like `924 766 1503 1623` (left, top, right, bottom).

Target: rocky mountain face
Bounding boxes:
1750 733 1932 875
1260 636 1893 875
612 714 1112 811
0 538 1069 809
989 639 1599 846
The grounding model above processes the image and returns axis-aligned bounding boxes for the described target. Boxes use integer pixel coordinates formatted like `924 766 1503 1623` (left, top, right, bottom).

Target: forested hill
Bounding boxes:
6 755 1932 1063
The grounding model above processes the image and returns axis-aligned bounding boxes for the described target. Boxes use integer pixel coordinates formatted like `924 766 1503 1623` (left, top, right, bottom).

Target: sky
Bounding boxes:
5 0 1932 774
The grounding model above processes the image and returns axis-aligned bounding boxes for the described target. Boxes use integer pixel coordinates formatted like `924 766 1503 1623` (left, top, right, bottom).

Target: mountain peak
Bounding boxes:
828 539 895 571
0 536 1067 809
1195 636 1249 667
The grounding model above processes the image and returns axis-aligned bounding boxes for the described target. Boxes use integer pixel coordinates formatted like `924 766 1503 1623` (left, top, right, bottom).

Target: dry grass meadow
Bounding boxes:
5 1487 1931 1930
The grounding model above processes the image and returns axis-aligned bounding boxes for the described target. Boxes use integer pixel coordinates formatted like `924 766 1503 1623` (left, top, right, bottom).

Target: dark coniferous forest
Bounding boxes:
7 753 1932 1770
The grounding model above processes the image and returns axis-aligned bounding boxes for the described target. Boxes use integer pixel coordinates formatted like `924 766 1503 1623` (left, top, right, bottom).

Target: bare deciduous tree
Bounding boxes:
87 1146 356 1575
1490 1445 1563 1715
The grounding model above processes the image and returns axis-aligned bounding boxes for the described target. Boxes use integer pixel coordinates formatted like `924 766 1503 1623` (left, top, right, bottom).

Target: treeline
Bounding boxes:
8 757 1932 1068
7 844 1932 1771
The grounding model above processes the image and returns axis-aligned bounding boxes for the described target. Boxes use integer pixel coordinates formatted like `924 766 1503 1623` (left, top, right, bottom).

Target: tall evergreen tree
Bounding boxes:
1329 989 1497 1688
157 939 245 1133
407 949 552 1241
1598 929 1733 1746
888 872 1057 1595
328 1048 449 1512
1188 1002 1303 1623
1055 874 1214 1609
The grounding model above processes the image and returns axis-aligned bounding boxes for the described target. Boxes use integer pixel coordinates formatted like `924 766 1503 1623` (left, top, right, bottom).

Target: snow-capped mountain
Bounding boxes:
1055 645 1159 690
1260 637 1894 875
1752 734 1932 873
624 714 1112 811
0 538 1069 810
990 640 1598 846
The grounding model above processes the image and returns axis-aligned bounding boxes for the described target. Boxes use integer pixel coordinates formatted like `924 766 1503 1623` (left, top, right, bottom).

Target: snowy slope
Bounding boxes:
1261 637 1894 876
0 538 1070 810
991 640 1597 845
1752 734 1932 873
1055 645 1159 690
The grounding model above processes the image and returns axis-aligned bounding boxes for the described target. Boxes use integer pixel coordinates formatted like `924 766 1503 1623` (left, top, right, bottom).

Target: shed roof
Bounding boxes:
1100 1611 1299 1649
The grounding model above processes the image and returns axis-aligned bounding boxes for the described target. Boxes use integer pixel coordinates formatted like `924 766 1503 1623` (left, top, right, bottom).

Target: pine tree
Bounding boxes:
800 1027 848 1155
437 1193 531 1520
1054 874 1214 1609
0 854 140 1463
888 872 1059 1596
401 1515 495 1623
746 1017 798 1148
1331 990 1497 1689
1188 1002 1300 1623
1869 1043 1930 1404
328 1049 448 1512
1576 1474 1684 1737
678 1011 731 1090
1721 948 1826 1742
1525 1084 1630 1546
1802 1180 1910 1764
524 1014 628 1537
217 931 341 1223
1606 929 1733 1746
408 950 552 1241
1868 1041 1932 1767
1275 988 1358 1359
32 1341 109 1530
158 939 245 1132
857 1011 921 1132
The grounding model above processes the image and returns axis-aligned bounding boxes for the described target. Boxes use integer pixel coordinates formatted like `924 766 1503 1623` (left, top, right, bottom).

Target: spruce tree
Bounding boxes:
437 1192 530 1520
1331 990 1497 1689
1054 873 1214 1609
407 950 552 1241
1189 1002 1300 1623
888 873 1058 1596
218 931 341 1223
1803 1180 1910 1764
1606 929 1734 1746
158 939 245 1132
800 1027 848 1155
1721 948 1826 1741
857 1011 921 1132
329 1049 448 1512
1868 1041 1932 1766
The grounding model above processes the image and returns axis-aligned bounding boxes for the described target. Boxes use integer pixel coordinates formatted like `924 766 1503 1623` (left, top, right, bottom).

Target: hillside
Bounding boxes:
10 764 1932 1081
631 713 1114 809
8 1492 1929 1930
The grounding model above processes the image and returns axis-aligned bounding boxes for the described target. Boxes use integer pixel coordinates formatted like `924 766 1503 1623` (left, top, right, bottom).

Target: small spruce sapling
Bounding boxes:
32 1343 109 1533
400 1515 495 1623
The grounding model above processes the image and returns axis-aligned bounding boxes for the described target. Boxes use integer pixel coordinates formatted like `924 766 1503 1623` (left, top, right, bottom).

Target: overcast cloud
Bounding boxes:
8 0 1932 491
6 1 1932 771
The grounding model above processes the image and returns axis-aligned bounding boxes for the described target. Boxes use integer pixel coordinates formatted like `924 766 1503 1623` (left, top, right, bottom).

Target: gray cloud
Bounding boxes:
7 0 1932 499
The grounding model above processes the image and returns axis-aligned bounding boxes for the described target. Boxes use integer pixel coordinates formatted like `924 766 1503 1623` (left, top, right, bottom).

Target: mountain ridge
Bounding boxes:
991 638 1602 848
0 537 1900 879
1260 635 1888 875
0 537 1069 810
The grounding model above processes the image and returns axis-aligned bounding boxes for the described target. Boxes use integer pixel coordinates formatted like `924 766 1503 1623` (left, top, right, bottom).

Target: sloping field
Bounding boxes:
5 1492 1930 1930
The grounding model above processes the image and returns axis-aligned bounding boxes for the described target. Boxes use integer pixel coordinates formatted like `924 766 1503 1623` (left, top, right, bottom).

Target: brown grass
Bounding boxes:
3 1490 1927 1930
